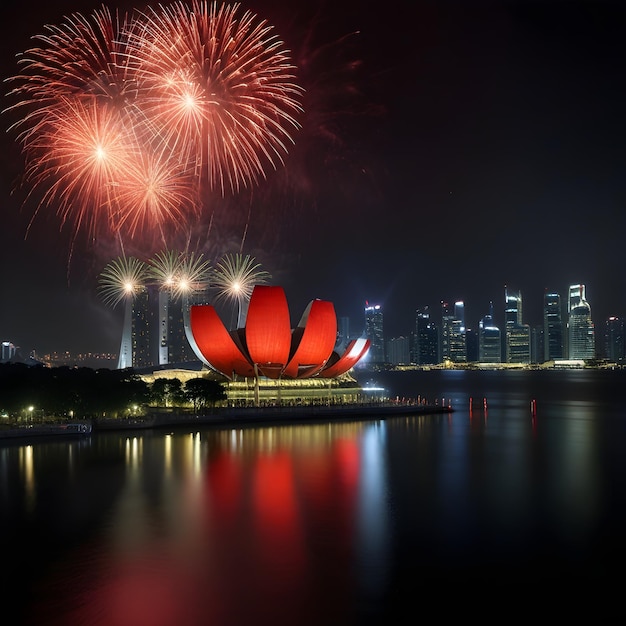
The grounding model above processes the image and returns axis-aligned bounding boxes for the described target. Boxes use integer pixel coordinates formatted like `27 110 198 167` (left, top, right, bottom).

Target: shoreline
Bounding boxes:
0 402 452 442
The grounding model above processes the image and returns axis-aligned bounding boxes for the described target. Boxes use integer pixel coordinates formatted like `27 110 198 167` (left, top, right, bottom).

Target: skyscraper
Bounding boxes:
130 287 153 369
336 316 351 352
118 285 204 370
441 300 466 363
451 301 467 362
386 336 410 366
1 341 17 362
479 302 501 363
364 302 385 363
414 307 439 365
543 291 563 362
504 287 530 364
567 284 595 359
604 316 624 362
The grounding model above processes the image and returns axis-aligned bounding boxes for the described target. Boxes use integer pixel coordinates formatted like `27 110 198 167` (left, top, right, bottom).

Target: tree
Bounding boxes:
150 377 185 407
184 377 227 413
0 363 150 418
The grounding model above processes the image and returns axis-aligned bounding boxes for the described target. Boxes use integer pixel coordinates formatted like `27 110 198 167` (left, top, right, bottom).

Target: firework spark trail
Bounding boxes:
4 1 304 250
111 145 201 240
130 0 303 194
99 249 213 308
98 254 149 307
146 249 212 298
212 252 271 327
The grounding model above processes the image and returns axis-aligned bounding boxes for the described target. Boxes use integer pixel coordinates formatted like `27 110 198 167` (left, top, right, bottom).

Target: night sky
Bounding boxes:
1 0 625 357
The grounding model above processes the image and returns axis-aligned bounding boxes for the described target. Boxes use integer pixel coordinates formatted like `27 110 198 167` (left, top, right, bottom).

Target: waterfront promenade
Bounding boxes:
0 400 453 441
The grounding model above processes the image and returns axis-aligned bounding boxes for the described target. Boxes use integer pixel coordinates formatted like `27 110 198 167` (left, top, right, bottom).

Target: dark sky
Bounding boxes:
1 0 625 356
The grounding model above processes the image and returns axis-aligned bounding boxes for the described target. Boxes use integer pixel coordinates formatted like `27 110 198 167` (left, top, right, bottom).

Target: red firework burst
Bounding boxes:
4 1 303 246
129 0 303 194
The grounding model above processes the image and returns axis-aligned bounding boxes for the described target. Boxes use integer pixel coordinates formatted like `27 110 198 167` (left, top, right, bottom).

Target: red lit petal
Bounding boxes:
284 300 337 378
190 305 255 378
245 286 292 379
320 338 371 378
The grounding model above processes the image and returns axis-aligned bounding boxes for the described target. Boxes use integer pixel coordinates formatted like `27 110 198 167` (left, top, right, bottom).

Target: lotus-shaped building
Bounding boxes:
189 285 370 380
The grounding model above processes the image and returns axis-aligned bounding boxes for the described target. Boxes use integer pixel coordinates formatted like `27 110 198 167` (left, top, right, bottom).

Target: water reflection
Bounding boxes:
19 422 384 626
3 371 626 624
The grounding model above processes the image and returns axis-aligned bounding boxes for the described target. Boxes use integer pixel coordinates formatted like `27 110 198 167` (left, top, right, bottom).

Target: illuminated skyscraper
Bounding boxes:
159 292 198 365
1 341 17 362
605 316 624 362
440 301 453 361
479 302 501 363
414 307 439 365
567 284 595 359
131 287 154 369
364 302 385 363
440 300 466 363
450 301 467 362
504 287 530 364
543 291 563 361
118 286 205 370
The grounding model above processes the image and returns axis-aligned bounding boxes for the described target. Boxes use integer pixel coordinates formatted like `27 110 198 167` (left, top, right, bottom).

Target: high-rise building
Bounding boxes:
336 316 351 352
604 316 624 362
465 327 479 362
504 287 530 364
543 291 563 362
161 293 198 365
118 286 206 370
386 336 410 366
567 284 595 359
130 287 153 369
1 341 17 362
414 307 439 365
450 301 467 362
440 301 453 361
441 300 466 363
364 302 385 363
479 302 501 363
531 324 544 364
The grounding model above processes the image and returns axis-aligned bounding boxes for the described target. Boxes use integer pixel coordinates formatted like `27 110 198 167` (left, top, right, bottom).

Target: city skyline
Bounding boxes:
4 278 622 367
1 0 625 356
365 281 615 365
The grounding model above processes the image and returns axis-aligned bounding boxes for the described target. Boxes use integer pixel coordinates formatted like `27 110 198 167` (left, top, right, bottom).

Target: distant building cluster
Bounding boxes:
42 352 118 368
0 343 117 369
3 282 624 372
361 284 624 367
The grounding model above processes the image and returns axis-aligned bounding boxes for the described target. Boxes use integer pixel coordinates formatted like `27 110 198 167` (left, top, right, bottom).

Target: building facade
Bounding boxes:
118 286 203 370
504 287 530 364
567 284 595 359
413 307 439 365
543 291 564 362
604 316 624 362
386 336 411 366
479 302 501 363
441 300 466 363
364 302 385 364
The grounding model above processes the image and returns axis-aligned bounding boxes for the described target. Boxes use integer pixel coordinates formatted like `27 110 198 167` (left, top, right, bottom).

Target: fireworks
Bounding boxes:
131 1 303 193
212 252 271 326
98 254 149 307
5 1 303 244
148 249 212 298
99 249 212 306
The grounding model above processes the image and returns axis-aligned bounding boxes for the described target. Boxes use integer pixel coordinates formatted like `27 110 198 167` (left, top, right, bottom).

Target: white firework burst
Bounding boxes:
98 255 149 307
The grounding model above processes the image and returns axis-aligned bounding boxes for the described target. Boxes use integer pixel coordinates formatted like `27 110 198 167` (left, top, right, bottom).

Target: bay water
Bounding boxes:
2 368 625 624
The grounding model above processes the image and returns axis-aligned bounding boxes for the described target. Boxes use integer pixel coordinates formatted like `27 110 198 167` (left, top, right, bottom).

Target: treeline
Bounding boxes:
0 363 226 419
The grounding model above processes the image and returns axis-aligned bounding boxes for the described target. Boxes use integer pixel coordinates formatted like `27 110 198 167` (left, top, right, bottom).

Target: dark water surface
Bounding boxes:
2 369 626 624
